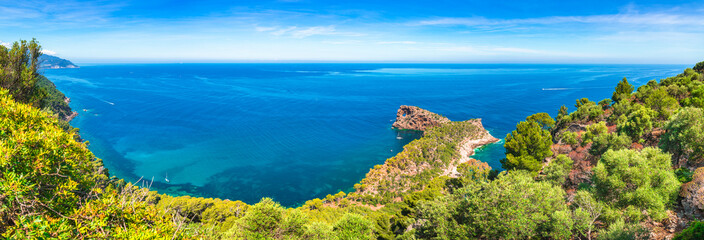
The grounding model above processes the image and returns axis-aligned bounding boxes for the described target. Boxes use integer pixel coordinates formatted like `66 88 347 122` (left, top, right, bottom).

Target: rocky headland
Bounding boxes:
392 105 450 131
352 106 499 203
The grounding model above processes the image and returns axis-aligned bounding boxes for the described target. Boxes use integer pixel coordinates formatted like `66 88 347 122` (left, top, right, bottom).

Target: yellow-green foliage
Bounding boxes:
156 194 249 233
352 121 484 204
0 90 194 238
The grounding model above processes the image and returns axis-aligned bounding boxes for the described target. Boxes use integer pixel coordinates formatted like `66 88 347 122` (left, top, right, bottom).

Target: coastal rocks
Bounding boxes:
460 119 500 156
447 119 499 177
392 105 450 131
680 167 704 218
352 107 499 202
62 97 78 122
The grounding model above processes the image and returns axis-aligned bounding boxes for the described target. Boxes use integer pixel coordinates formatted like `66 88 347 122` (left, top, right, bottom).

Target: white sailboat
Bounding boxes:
165 172 170 183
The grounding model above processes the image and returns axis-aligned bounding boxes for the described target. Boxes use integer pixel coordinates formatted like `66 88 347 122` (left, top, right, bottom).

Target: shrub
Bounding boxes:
541 154 573 186
661 107 704 163
674 221 704 240
502 114 554 173
612 77 634 103
618 105 656 141
589 132 631 156
593 148 680 221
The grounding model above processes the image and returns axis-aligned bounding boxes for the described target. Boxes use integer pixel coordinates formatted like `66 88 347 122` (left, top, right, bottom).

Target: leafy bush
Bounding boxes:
644 88 680 120
589 132 631 156
675 167 694 183
593 148 680 221
596 219 649 240
617 105 656 141
560 131 578 146
694 61 704 73
582 122 608 145
613 77 635 103
417 171 569 239
541 154 573 186
661 107 704 163
571 98 604 122
502 113 554 173
0 90 192 238
674 221 704 240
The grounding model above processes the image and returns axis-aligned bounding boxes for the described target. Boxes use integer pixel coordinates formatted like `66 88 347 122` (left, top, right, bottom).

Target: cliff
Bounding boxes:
39 54 79 69
392 105 450 131
352 107 499 203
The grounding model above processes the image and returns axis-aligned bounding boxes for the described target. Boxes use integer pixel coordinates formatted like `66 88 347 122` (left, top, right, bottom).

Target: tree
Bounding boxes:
596 219 649 240
618 105 656 141
683 85 704 108
582 122 608 145
644 88 680 120
571 98 604 122
502 118 554 173
593 148 680 221
598 98 612 110
557 105 568 121
230 198 286 239
612 78 634 103
541 154 573 186
589 132 631 156
694 61 704 73
608 100 635 123
526 112 556 130
0 38 45 106
333 213 374 240
227 198 314 240
417 171 569 239
675 221 704 240
572 190 604 240
560 131 578 146
660 107 704 163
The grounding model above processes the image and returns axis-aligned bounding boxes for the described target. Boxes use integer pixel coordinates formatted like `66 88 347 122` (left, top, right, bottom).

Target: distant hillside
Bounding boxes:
39 54 78 69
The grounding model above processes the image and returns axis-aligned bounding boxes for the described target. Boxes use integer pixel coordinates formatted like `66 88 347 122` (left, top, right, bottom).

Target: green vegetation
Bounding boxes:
541 154 573 186
661 107 704 163
0 39 74 121
2 39 704 239
0 90 193 238
352 120 489 204
675 221 704 240
593 148 680 221
612 77 634 103
617 105 656 141
501 113 554 173
416 170 569 239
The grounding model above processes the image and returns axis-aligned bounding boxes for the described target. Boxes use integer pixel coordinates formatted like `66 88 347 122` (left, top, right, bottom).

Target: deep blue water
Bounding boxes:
43 63 687 206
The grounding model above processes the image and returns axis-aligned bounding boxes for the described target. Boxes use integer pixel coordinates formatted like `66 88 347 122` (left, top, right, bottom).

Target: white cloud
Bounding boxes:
41 49 57 55
322 40 362 44
0 41 10 48
415 11 704 27
377 41 417 45
491 47 542 54
290 26 336 38
255 26 277 32
255 25 362 39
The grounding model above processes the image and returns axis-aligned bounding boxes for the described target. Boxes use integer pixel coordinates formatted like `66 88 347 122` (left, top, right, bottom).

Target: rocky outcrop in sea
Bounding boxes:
392 105 450 131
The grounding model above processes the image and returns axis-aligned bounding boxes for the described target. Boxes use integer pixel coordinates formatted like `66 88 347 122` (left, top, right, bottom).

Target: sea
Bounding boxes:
43 63 688 206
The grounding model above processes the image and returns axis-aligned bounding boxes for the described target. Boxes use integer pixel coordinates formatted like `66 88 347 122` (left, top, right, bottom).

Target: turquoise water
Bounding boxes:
44 63 687 206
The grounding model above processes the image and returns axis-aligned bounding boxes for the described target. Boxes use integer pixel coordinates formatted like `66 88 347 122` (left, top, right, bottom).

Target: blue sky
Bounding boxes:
0 0 702 63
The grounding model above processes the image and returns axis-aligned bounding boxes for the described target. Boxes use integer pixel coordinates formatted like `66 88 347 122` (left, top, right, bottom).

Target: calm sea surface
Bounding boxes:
44 63 687 206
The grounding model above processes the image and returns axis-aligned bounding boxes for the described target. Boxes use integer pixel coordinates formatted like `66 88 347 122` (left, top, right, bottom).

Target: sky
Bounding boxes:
0 0 702 63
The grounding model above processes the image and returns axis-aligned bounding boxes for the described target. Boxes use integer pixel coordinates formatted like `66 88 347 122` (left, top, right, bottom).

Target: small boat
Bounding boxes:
165 172 170 183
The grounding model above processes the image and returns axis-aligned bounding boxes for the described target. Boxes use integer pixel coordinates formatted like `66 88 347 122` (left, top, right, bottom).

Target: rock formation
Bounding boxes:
446 119 500 177
680 167 704 218
392 105 450 131
352 107 499 202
